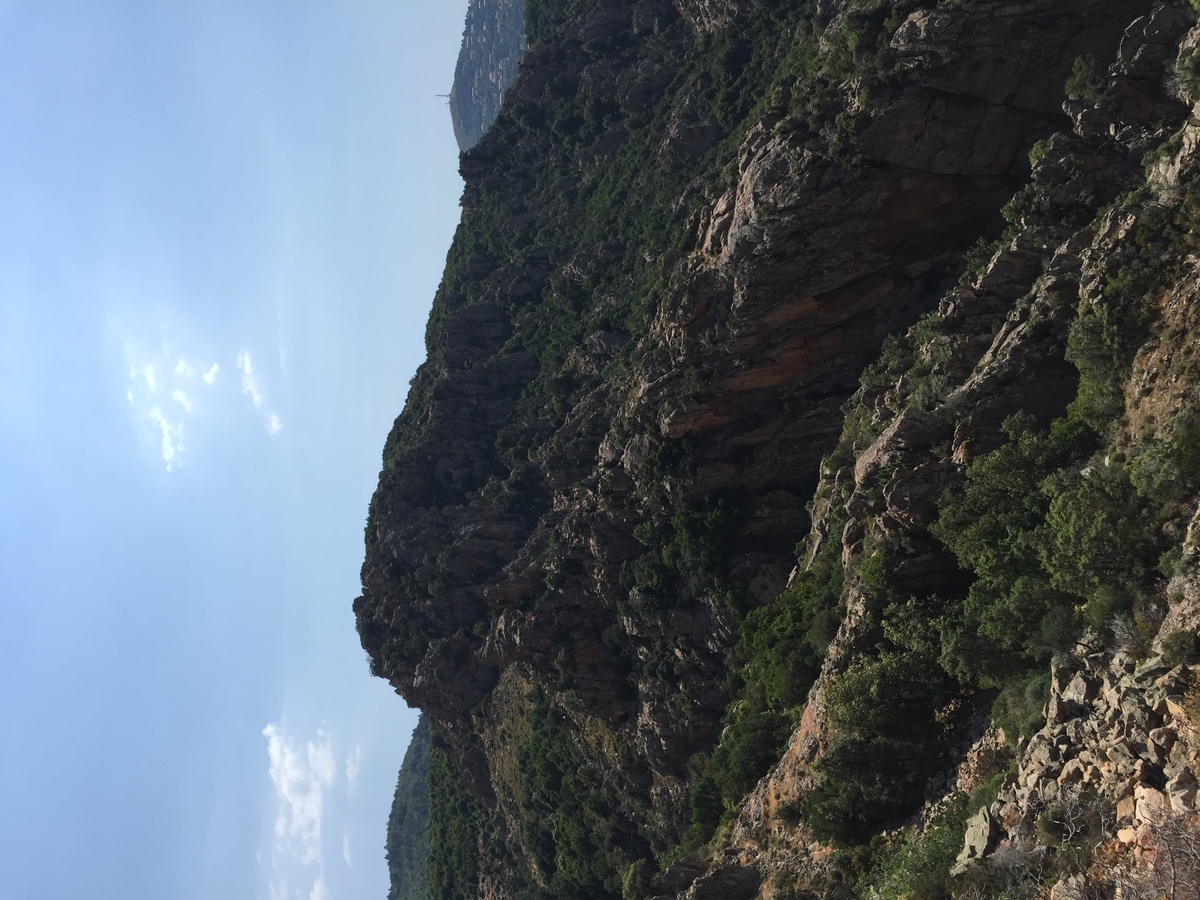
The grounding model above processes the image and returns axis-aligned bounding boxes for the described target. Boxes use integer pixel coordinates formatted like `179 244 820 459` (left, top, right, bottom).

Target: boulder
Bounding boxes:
656 858 706 895
685 865 760 900
1134 783 1169 826
1166 770 1198 814
951 807 998 875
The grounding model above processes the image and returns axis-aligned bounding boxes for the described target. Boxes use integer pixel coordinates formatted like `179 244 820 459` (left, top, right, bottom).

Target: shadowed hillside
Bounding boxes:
371 2 1200 897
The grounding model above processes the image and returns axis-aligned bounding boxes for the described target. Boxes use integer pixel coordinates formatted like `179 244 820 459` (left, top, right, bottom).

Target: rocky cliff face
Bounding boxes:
367 2 1200 898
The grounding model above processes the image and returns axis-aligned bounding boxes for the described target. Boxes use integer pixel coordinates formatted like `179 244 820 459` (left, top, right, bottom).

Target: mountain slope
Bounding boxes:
386 717 430 900
361 1 1200 897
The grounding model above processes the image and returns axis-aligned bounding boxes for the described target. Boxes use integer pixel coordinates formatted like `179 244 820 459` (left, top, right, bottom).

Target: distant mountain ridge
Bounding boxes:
448 0 526 152
385 717 429 900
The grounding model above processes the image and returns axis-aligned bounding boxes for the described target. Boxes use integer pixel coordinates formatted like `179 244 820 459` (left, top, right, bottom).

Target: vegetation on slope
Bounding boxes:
371 0 953 887
371 0 1200 897
386 718 430 900
741 93 1200 900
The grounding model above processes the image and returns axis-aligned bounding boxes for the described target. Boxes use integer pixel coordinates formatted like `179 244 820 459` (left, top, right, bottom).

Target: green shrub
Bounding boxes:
1162 629 1200 666
621 860 653 900
517 699 637 898
933 415 1090 681
1178 49 1200 97
990 672 1050 746
428 737 488 900
970 770 1010 812
1130 419 1200 509
387 718 431 900
1064 55 1113 109
857 794 970 900
1040 464 1162 624
959 237 1003 285
802 736 930 844
805 600 962 844
739 554 842 712
684 767 724 844
1065 299 1147 431
855 543 892 595
681 513 846 848
1034 789 1109 875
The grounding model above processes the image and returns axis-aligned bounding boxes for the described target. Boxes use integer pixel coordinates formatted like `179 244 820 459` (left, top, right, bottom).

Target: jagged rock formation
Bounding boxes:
368 2 1200 898
449 0 527 152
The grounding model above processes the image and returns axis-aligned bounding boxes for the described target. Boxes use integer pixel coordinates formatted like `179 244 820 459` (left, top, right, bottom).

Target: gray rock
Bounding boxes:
1029 736 1059 770
1047 694 1084 725
1062 672 1099 706
1111 650 1138 675
687 865 760 900
1166 769 1198 813
1057 758 1088 785
951 807 998 875
1107 740 1137 766
1166 738 1191 779
1146 726 1176 766
657 858 706 895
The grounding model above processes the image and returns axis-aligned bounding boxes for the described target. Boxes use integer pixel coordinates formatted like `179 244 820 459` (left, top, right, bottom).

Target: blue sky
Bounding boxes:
0 3 467 898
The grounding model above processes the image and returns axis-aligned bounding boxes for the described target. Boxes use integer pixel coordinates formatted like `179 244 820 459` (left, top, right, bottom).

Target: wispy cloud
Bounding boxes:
310 875 330 900
237 352 284 435
343 746 361 794
263 724 335 868
125 333 286 470
124 336 225 472
342 835 352 869
148 407 183 471
237 351 263 407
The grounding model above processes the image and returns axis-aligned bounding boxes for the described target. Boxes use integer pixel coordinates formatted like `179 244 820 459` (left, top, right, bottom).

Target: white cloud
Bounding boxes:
237 351 263 407
343 746 361 794
310 876 330 900
125 337 282 472
125 346 193 471
263 724 336 868
148 407 183 471
238 352 285 436
342 835 352 868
